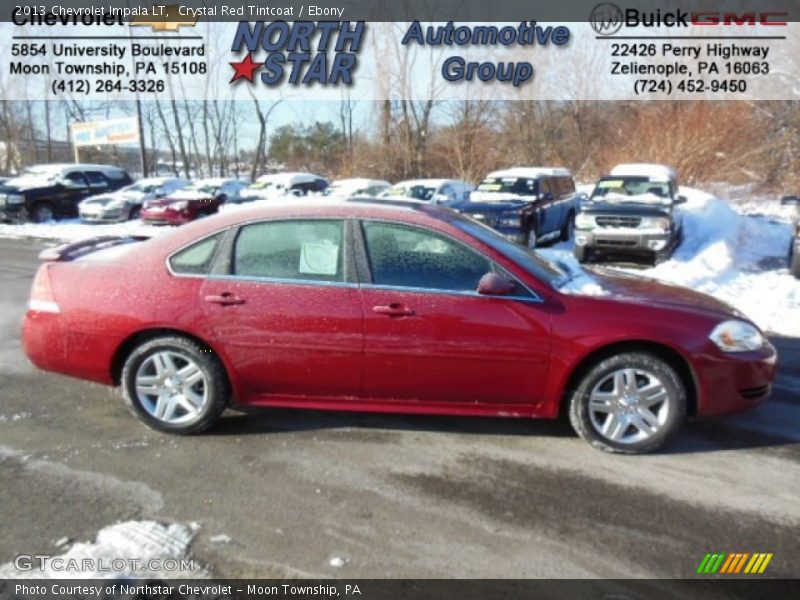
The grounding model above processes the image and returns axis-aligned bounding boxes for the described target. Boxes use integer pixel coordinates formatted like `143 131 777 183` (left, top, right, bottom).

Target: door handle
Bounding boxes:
373 303 415 317
204 293 245 306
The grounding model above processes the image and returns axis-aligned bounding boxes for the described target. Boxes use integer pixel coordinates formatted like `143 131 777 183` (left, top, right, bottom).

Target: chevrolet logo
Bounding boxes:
130 4 197 32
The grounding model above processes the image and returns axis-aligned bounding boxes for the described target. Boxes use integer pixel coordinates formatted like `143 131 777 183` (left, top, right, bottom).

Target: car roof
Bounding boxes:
255 172 324 185
331 178 391 187
391 179 466 188
609 163 677 180
485 167 572 179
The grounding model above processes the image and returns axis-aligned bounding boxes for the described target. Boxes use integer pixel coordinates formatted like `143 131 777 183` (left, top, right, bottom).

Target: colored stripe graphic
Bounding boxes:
698 552 773 574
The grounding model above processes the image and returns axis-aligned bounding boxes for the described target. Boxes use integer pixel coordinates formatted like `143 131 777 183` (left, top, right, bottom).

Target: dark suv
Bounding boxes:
574 164 686 264
455 168 581 249
782 195 800 277
0 163 132 223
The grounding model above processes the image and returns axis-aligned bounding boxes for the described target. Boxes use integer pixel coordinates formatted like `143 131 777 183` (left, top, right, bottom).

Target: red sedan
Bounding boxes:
22 200 777 453
140 178 249 225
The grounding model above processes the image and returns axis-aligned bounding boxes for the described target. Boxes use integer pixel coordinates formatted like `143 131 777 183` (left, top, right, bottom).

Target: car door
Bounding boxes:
358 220 551 406
536 177 557 234
59 171 92 213
200 218 362 399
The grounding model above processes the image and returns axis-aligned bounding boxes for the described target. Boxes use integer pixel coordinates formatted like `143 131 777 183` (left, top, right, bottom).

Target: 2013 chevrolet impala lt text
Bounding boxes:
21 200 777 454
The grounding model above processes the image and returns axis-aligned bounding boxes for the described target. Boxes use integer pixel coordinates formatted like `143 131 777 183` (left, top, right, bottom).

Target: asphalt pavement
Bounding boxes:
1 236 798 578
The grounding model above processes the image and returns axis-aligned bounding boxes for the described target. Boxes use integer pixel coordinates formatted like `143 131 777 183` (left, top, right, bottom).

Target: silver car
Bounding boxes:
79 177 190 223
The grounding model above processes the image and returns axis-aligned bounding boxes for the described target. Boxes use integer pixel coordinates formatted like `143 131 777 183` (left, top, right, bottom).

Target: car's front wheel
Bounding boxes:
567 352 686 454
31 202 57 223
121 336 229 434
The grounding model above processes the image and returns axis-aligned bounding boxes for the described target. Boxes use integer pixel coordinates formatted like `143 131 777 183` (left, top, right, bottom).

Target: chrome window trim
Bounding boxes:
206 274 358 288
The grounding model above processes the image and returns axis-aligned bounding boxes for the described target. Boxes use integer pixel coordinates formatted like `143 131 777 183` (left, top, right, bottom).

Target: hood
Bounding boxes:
583 268 741 319
469 191 530 203
581 201 673 217
0 177 57 192
82 190 146 206
457 199 527 214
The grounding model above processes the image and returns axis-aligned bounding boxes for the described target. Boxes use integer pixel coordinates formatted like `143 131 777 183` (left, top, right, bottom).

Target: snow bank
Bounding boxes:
0 219 163 243
541 186 800 337
0 520 204 578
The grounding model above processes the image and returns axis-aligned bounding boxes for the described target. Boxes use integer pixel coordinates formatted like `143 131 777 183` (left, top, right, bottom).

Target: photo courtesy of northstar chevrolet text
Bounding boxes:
0 0 798 591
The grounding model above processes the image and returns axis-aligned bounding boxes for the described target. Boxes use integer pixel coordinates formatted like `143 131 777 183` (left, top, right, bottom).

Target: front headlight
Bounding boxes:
709 320 765 352
575 212 594 229
7 194 24 205
640 216 670 231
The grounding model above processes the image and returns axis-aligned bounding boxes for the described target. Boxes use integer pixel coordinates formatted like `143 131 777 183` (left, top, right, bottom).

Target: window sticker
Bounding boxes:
299 243 339 276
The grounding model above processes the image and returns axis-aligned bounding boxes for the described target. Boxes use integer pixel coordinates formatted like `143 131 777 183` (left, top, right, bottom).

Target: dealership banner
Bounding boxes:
70 117 139 146
1 0 800 101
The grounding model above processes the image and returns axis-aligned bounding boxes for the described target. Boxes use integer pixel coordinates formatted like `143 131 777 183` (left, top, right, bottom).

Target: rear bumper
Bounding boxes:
22 311 114 385
693 341 778 416
140 208 193 225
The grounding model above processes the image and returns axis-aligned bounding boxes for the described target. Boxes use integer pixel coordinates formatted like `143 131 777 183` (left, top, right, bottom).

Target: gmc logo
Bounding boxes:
691 12 787 25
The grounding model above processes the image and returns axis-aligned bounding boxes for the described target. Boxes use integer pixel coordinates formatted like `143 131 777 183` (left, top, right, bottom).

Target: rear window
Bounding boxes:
169 233 223 275
476 177 537 196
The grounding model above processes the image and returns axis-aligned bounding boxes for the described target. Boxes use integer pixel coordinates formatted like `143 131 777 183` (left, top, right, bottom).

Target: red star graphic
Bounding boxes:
230 53 261 83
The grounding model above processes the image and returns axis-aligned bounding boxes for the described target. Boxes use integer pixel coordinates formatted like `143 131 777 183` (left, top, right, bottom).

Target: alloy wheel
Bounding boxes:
587 368 670 444
134 351 209 425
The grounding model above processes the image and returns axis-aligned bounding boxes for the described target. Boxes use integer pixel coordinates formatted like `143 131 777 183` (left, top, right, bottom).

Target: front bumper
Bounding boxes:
80 208 127 223
575 228 674 256
693 341 778 416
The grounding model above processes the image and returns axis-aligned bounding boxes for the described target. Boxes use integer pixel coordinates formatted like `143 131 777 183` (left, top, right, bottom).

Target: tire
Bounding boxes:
128 206 141 220
31 202 57 223
573 245 588 263
790 246 800 278
525 222 538 250
561 211 575 242
121 335 230 434
567 352 686 454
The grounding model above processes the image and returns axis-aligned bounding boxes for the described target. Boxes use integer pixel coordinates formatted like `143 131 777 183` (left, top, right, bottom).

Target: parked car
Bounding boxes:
456 168 580 249
781 195 800 277
23 199 776 454
379 179 473 205
140 178 249 225
0 163 133 223
324 178 391 198
574 164 686 264
244 172 328 200
79 177 191 223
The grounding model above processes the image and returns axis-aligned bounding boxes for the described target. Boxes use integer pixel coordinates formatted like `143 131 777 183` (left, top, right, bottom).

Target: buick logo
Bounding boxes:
590 2 624 35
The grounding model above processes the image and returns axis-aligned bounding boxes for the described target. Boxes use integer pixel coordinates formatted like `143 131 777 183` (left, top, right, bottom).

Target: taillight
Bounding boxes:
29 266 60 313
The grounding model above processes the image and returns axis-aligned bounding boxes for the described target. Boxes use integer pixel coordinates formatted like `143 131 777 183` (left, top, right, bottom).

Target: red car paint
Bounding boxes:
139 194 223 225
22 201 776 421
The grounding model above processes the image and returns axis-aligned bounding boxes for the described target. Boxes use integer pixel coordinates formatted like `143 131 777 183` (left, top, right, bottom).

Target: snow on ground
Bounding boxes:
0 520 205 578
0 218 162 243
541 186 800 337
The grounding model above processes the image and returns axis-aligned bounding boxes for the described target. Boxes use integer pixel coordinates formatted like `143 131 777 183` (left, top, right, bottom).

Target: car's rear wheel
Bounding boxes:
561 212 575 241
121 336 229 434
31 202 56 223
568 352 686 454
573 245 588 263
128 206 141 220
525 222 538 250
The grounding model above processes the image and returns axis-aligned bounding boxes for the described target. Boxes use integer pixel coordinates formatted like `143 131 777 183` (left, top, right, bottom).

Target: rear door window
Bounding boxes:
233 220 345 282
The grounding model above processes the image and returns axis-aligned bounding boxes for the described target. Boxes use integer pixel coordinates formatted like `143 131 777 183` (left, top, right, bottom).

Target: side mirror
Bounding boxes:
431 193 450 204
782 195 800 205
675 195 688 205
477 272 516 296
541 192 554 202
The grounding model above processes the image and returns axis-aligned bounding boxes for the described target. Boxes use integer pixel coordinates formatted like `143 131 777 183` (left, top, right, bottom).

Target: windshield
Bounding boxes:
22 166 61 181
385 184 437 201
185 182 220 194
453 217 567 286
476 177 537 196
123 182 158 194
591 177 672 200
